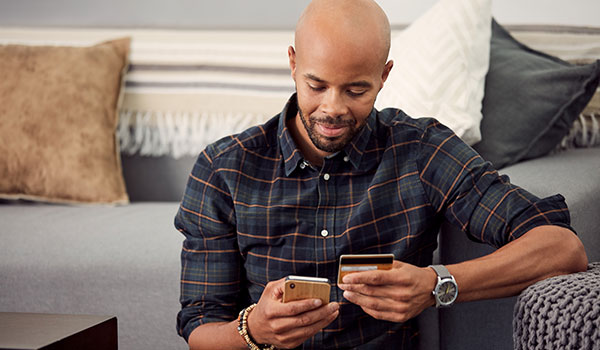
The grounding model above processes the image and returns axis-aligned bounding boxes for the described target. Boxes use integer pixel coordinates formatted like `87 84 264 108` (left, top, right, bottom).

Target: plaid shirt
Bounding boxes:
175 94 571 349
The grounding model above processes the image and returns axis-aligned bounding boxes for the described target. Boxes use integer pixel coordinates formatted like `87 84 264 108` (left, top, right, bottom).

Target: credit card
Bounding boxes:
337 254 394 284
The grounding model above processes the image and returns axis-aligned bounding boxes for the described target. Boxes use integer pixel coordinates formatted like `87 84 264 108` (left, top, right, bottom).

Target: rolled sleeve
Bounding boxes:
418 119 573 248
174 149 242 341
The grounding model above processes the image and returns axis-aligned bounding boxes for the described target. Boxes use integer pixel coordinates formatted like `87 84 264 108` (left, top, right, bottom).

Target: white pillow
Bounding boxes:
376 0 492 145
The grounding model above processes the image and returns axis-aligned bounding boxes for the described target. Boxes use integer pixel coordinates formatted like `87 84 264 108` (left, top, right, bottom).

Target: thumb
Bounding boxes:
270 277 286 300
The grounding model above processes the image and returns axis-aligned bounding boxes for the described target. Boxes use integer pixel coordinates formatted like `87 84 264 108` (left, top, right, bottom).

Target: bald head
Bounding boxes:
286 0 394 163
295 0 391 65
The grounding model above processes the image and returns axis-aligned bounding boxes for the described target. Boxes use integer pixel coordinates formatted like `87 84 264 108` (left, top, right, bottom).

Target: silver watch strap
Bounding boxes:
429 264 452 279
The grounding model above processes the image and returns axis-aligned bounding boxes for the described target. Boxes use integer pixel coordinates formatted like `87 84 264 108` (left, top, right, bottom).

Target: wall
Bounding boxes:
0 0 598 29
380 0 600 27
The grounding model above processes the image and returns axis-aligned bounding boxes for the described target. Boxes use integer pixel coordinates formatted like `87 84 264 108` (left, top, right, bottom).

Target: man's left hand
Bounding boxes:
338 260 437 323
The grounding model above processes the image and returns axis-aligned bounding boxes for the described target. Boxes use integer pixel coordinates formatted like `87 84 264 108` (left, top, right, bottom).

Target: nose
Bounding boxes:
320 90 349 118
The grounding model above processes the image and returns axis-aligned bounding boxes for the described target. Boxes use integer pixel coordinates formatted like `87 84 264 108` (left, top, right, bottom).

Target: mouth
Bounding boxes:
316 123 348 138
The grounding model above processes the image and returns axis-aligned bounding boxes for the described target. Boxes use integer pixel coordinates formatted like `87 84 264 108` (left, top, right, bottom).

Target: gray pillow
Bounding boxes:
473 19 600 169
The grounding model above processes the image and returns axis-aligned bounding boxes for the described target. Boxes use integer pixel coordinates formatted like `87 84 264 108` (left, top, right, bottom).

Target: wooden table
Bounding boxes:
0 313 117 350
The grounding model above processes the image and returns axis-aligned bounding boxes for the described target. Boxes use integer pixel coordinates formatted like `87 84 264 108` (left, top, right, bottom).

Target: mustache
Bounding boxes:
310 115 355 127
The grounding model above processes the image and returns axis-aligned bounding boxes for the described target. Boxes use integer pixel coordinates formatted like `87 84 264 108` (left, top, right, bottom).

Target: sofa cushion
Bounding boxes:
375 0 491 145
0 202 186 350
473 20 600 169
0 38 131 204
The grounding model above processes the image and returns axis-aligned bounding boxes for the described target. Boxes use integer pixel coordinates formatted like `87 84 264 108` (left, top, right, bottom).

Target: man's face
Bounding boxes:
289 40 392 154
296 74 372 154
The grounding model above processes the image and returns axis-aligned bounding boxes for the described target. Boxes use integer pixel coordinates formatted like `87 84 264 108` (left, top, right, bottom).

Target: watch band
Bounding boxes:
429 264 452 279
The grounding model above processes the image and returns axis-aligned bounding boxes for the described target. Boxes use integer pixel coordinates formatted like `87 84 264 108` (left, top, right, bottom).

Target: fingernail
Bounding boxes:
314 299 323 307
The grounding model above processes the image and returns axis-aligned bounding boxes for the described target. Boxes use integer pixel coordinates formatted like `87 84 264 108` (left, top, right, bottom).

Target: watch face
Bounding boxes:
437 280 458 305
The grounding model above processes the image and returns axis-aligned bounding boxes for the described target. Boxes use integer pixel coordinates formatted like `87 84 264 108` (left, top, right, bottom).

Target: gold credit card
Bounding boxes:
283 275 331 304
337 254 394 285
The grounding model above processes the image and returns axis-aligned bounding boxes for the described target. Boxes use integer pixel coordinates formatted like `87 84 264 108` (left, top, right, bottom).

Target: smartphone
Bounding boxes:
283 275 331 304
337 254 395 284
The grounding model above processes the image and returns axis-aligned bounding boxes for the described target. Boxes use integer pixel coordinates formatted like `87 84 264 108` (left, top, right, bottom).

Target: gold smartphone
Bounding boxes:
337 254 395 284
283 275 331 304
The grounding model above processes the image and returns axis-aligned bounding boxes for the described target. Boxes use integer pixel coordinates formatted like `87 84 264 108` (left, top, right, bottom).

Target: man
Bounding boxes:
175 0 588 349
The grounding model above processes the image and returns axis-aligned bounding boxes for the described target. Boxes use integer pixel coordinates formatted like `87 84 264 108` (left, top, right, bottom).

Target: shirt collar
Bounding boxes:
278 94 305 176
278 93 378 176
342 108 377 171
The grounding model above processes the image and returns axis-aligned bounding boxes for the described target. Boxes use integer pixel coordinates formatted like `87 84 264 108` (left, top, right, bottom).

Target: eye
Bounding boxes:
308 83 325 92
347 89 366 97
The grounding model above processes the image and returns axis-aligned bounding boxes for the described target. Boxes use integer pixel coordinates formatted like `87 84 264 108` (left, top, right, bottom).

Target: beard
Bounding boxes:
298 106 364 154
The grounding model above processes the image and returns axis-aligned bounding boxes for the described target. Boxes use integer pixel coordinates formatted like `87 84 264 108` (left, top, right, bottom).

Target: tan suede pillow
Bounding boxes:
0 38 131 204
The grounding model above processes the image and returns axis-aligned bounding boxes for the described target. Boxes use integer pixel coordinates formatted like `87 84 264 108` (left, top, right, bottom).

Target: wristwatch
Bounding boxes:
429 265 458 308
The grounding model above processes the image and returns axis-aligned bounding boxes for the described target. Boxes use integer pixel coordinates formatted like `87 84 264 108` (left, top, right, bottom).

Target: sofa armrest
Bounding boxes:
435 147 600 350
500 147 600 262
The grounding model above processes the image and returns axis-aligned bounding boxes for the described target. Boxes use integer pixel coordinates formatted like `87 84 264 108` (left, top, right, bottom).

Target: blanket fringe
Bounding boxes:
117 110 600 159
558 113 600 150
117 110 272 158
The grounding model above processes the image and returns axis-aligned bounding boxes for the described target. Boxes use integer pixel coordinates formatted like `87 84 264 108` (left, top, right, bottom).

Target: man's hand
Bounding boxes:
338 261 436 323
247 277 339 349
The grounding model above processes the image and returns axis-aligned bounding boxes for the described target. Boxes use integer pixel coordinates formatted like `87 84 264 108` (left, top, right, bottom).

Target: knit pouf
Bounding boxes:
513 262 600 350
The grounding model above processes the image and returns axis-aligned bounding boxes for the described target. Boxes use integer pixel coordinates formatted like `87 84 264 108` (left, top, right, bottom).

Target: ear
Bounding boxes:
288 45 297 81
381 59 394 86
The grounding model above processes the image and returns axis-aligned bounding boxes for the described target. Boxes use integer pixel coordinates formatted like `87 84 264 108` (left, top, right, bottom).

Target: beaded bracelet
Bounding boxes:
237 303 275 350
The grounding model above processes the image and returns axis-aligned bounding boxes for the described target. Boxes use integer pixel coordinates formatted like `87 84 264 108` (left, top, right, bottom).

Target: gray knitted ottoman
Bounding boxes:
513 262 600 350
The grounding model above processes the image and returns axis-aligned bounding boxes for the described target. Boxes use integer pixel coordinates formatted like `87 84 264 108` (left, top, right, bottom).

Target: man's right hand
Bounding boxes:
247 277 340 349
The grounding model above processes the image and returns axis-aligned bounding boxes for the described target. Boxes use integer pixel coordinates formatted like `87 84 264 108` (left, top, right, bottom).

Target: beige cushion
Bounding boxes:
0 38 130 204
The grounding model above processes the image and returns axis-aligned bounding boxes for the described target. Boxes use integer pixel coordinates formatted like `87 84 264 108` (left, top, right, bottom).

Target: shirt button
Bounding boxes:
320 229 329 237
299 162 306 169
343 156 350 162
323 173 330 181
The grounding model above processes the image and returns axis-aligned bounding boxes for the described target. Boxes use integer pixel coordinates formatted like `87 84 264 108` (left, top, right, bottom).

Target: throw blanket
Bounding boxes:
1 26 598 158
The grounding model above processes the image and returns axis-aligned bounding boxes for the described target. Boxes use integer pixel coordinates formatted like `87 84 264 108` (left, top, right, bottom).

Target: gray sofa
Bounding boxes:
1 21 599 350
1 146 599 350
